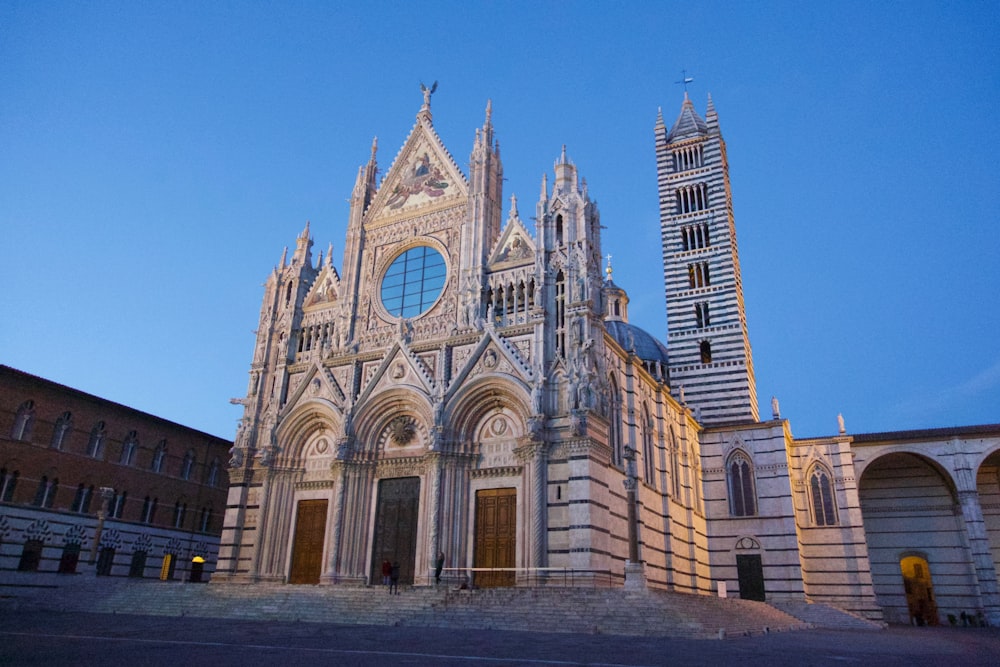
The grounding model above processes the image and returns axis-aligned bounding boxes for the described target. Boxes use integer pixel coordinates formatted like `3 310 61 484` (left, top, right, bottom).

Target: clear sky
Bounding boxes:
2 1 998 440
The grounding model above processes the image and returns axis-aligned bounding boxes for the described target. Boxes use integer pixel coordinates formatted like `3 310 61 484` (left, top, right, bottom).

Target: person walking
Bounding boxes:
390 561 400 595
434 552 445 585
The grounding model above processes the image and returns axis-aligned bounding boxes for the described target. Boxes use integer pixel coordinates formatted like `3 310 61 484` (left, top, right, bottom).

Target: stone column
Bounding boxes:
426 452 442 585
958 489 1000 625
320 461 347 585
531 442 547 570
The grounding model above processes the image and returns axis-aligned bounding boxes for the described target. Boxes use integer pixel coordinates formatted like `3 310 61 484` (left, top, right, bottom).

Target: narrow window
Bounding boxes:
0 467 19 501
173 501 187 529
555 215 564 245
110 490 127 519
199 506 212 532
141 496 158 524
181 450 195 480
11 400 35 441
642 408 656 486
609 376 623 467
810 468 838 526
207 458 221 487
727 452 757 516
120 430 138 466
51 411 72 450
700 340 712 364
151 440 167 473
87 421 106 459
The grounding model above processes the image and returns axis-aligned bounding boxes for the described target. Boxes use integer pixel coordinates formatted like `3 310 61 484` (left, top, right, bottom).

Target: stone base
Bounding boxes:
624 560 648 592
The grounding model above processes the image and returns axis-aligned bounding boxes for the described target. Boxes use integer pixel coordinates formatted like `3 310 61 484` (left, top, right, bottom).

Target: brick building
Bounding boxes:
0 365 232 581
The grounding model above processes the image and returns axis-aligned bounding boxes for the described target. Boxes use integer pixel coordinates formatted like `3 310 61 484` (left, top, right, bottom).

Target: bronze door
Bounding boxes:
370 477 420 585
289 499 328 584
474 488 516 588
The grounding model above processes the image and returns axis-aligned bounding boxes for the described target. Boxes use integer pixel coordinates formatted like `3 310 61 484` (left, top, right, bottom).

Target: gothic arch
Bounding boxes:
351 388 433 456
448 376 530 455
274 398 343 466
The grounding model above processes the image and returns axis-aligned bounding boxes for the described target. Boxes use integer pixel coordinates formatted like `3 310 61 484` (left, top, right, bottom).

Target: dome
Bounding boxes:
605 320 670 368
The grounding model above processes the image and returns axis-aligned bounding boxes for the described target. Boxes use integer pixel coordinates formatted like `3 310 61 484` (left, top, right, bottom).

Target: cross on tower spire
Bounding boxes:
674 70 694 94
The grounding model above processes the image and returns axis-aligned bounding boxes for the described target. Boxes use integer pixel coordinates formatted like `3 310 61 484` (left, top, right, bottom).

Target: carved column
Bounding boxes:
321 461 347 585
426 451 442 584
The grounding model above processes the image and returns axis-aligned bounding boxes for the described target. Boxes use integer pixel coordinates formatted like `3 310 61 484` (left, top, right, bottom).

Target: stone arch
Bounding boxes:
447 376 531 456
975 446 1000 599
274 398 342 467
352 388 433 456
858 451 971 624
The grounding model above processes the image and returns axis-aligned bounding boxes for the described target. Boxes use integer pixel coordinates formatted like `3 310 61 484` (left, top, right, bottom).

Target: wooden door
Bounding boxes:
289 499 328 584
370 477 420 586
474 488 516 588
736 554 765 601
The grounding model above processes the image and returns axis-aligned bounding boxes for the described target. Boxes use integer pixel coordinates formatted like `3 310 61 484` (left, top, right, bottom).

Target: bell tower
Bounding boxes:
655 93 758 424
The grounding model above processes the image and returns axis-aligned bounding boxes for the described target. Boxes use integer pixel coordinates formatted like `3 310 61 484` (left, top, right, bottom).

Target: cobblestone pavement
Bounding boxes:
2 610 999 666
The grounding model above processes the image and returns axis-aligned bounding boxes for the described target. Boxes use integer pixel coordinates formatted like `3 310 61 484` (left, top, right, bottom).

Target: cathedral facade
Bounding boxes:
217 91 1000 626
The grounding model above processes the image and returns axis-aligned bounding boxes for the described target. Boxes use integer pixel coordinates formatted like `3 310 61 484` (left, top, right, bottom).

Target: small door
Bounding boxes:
289 499 328 584
474 488 516 588
370 478 421 585
96 547 115 576
736 554 765 601
901 555 938 625
128 550 147 578
58 543 81 574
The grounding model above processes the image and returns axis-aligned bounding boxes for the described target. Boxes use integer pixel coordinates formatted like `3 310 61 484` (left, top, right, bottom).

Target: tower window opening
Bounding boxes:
700 340 712 364
555 215 564 246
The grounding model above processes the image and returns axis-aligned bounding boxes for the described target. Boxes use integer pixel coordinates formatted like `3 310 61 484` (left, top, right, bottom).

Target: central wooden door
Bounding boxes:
474 487 516 588
370 477 420 586
289 499 328 584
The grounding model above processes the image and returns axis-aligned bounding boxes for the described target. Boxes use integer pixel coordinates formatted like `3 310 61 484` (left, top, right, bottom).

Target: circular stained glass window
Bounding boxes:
380 246 447 318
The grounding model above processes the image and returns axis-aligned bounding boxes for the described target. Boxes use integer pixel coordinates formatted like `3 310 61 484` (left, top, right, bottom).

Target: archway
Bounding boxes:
858 452 972 624
977 448 1000 581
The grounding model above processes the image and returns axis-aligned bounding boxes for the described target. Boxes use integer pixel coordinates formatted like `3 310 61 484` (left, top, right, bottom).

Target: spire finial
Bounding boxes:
605 253 613 281
560 144 567 164
420 80 438 110
675 69 694 94
370 136 378 161
485 99 492 125
510 193 518 217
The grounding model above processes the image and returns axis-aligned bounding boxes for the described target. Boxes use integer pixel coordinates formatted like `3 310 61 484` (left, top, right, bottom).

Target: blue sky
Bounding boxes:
2 1 998 440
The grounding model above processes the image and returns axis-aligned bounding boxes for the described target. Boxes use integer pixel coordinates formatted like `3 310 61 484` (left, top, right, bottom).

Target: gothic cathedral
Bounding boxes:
217 90 1000 626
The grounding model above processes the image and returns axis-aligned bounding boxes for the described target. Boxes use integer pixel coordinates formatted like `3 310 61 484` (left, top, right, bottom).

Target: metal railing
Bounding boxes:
436 566 622 589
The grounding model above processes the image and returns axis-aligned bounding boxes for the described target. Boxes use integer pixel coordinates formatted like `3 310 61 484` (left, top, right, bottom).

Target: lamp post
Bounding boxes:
89 487 115 566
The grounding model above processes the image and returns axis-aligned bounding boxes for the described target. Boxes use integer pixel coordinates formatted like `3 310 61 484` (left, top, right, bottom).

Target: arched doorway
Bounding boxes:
900 554 937 625
859 452 972 624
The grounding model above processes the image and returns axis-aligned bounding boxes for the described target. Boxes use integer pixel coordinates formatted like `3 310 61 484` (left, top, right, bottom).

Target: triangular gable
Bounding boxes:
357 340 437 405
447 328 533 401
279 364 347 419
303 263 341 311
488 199 537 267
365 115 469 223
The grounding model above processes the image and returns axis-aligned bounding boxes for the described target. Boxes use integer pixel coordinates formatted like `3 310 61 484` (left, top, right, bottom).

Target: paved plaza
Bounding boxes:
2 610 1000 666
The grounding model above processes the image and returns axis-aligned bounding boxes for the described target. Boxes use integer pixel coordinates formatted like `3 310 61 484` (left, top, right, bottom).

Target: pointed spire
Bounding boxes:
326 242 334 267
559 144 568 165
485 99 493 127
509 194 518 219
666 93 708 142
655 106 665 129
370 136 378 162
299 220 311 240
316 248 323 269
279 246 288 268
705 93 719 130
605 253 613 282
540 173 548 199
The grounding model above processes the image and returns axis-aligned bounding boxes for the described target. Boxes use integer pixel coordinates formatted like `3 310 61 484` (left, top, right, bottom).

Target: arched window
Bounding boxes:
87 421 106 459
173 501 187 529
207 458 221 487
554 270 567 358
141 496 158 524
120 430 138 466
809 466 838 526
727 450 757 516
11 400 35 441
71 484 94 513
33 475 58 508
642 406 656 486
109 490 127 519
555 214 564 245
151 440 167 473
1 467 19 502
609 375 623 467
199 506 213 532
180 450 195 480
669 427 681 498
51 411 72 450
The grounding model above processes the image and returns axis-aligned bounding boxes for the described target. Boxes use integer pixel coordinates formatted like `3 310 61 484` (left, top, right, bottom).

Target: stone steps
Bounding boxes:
770 600 886 630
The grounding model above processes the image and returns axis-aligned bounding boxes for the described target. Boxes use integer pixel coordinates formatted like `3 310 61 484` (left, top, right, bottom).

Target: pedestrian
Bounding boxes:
381 559 392 589
390 561 400 595
435 552 445 585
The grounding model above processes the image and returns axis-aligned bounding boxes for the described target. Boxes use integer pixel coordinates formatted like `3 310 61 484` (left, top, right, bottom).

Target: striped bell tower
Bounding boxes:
655 93 758 424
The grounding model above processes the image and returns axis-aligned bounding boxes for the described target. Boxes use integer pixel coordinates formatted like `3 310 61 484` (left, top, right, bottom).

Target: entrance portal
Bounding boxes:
474 488 516 588
289 499 328 584
370 477 420 586
900 555 938 625
736 554 766 601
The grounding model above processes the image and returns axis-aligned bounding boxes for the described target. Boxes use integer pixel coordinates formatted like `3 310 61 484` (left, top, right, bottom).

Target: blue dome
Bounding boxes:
605 320 670 367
